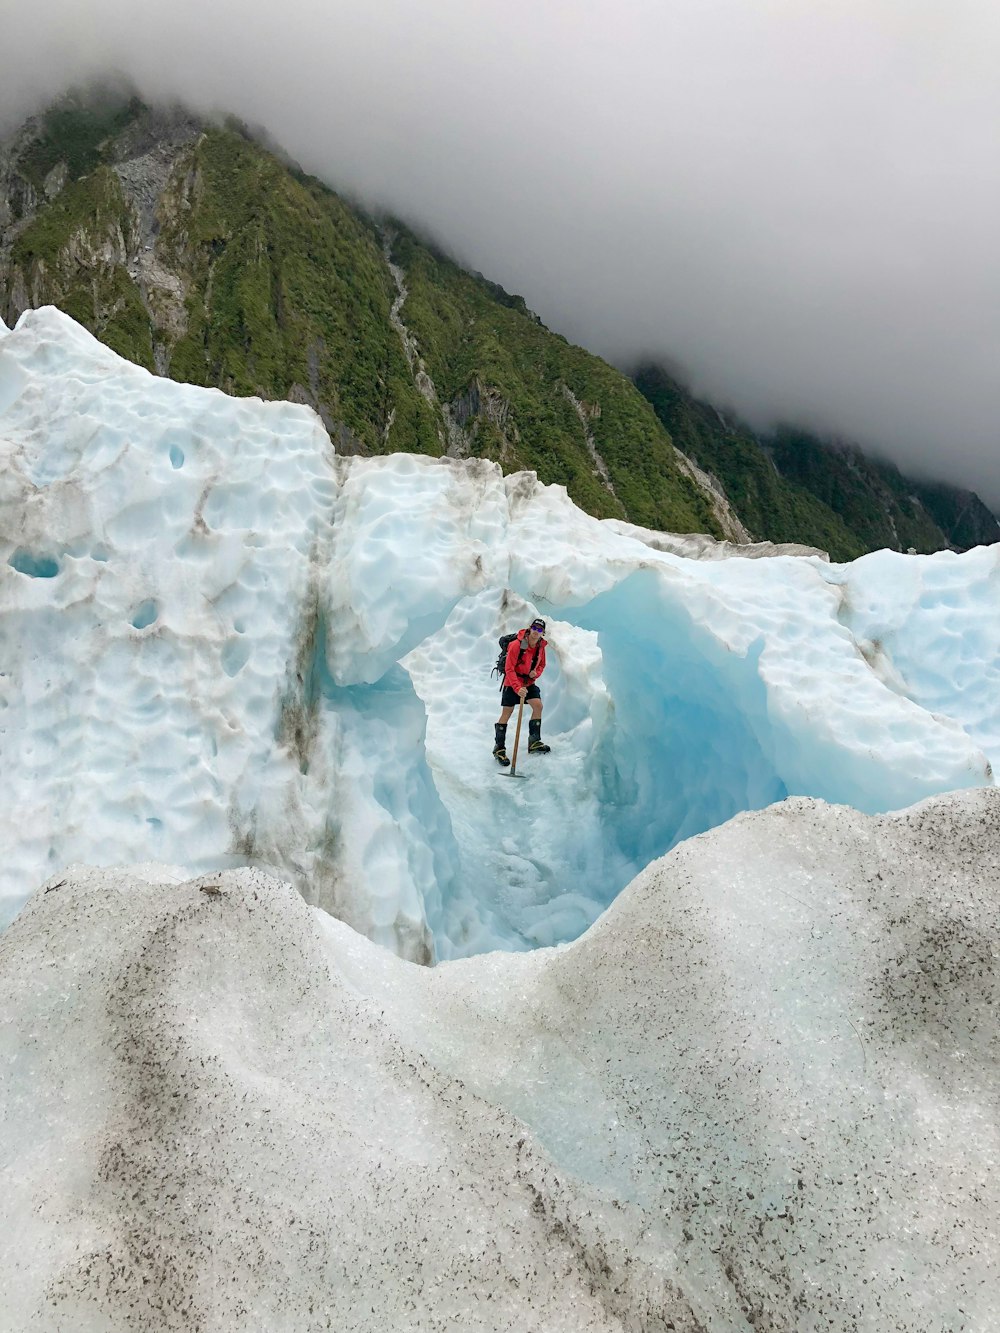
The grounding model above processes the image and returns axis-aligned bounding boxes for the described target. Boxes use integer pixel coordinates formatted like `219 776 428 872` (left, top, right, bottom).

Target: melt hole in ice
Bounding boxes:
169 444 185 469
130 600 159 630
221 638 251 677
8 549 60 579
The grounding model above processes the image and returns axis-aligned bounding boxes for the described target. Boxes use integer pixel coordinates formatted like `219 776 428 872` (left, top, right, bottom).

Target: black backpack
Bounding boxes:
492 632 541 690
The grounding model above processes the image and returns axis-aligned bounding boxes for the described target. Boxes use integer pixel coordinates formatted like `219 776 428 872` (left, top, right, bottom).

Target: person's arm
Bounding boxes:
531 642 546 679
504 637 524 691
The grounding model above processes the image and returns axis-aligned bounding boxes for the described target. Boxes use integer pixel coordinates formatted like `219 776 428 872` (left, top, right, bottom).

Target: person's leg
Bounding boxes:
494 694 516 763
527 690 550 753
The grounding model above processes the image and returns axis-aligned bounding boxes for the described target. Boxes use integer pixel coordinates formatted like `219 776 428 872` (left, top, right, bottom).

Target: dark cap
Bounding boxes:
530 618 546 632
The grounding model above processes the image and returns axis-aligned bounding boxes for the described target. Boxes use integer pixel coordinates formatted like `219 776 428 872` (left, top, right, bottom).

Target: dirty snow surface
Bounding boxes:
2 308 997 958
1 791 998 1331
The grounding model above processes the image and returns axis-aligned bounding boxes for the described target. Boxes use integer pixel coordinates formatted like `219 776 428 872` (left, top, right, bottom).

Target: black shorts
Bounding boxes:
501 683 540 707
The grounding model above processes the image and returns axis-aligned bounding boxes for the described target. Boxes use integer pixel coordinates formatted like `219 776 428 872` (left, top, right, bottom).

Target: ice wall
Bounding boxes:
1 308 996 955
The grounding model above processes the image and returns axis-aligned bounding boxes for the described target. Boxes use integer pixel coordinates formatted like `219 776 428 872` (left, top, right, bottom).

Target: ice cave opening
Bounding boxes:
390 571 792 960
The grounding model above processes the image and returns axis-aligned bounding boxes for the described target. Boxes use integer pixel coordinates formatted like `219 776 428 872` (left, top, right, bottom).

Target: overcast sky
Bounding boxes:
3 0 999 505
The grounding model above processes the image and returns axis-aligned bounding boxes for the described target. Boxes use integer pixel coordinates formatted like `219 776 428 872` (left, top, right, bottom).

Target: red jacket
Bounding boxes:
504 629 547 691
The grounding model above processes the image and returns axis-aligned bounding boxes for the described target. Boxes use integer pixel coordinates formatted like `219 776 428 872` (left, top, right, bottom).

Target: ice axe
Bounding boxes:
506 696 527 778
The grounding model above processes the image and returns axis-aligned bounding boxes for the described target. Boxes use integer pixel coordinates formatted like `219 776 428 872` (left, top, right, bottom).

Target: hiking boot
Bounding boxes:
527 718 549 754
493 746 511 766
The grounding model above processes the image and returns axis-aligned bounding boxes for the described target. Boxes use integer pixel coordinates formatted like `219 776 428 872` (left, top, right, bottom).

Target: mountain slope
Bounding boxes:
390 228 722 531
634 363 866 560
4 92 996 555
770 427 1000 554
0 96 721 538
635 362 1000 556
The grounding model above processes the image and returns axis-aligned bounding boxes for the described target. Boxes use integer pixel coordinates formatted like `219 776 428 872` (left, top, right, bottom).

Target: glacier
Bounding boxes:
2 306 1000 1331
0 307 996 957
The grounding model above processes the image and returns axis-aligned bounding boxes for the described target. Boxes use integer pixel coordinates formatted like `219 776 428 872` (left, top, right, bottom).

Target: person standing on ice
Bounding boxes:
493 618 551 765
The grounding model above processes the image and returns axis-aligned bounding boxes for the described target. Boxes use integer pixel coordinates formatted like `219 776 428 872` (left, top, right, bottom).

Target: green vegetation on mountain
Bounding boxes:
1 103 719 536
159 128 441 455
390 230 718 532
634 364 865 559
769 429 944 554
635 363 1000 556
14 96 144 195
906 479 1000 553
10 167 153 368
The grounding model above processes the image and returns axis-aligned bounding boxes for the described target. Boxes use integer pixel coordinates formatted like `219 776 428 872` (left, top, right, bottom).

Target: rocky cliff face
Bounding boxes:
0 99 197 373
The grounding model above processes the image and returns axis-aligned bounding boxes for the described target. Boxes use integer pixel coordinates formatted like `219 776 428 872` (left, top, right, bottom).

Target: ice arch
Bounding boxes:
573 569 788 867
406 538 996 958
405 576 790 957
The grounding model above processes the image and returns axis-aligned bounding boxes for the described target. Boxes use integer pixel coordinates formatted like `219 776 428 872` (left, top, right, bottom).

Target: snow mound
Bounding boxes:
1 308 996 956
2 789 998 1331
0 864 701 1333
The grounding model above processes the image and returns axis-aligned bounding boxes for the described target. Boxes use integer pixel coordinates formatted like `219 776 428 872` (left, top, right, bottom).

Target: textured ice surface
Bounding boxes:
1 308 996 955
2 789 997 1331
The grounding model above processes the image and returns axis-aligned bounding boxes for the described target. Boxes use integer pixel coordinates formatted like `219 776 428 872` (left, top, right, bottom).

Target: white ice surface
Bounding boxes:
1 308 996 956
2 789 998 1331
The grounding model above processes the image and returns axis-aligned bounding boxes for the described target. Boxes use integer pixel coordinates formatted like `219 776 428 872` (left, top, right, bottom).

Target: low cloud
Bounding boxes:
4 0 999 504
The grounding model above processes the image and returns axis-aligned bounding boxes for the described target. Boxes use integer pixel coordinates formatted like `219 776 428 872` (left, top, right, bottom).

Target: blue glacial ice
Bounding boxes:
0 307 996 957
